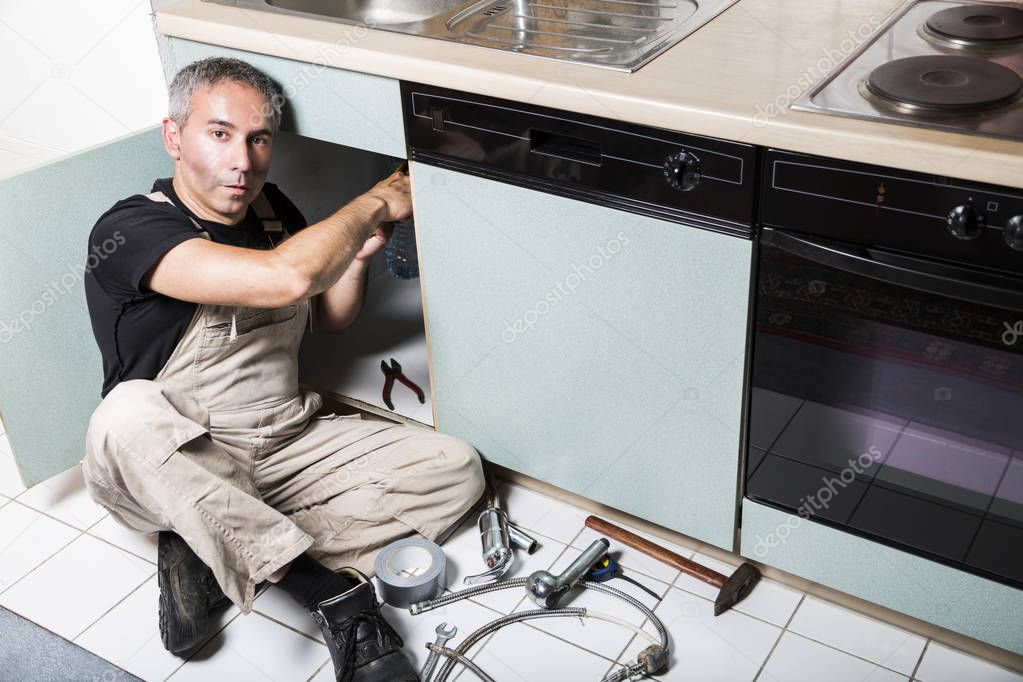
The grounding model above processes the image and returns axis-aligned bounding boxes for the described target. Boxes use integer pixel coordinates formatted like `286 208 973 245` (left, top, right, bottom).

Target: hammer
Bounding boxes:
585 516 761 616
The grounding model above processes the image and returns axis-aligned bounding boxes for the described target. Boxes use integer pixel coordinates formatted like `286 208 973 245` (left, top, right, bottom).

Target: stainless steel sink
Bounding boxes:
206 0 739 71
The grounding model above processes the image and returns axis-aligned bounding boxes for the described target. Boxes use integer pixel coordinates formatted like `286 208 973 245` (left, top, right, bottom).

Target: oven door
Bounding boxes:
747 227 1023 588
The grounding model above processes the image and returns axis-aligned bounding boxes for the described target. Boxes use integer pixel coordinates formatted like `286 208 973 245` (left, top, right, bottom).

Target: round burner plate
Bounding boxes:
866 55 1022 113
925 5 1023 44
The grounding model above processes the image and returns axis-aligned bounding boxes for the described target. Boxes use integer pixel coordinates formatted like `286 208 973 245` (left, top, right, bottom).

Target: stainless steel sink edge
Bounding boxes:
203 0 742 72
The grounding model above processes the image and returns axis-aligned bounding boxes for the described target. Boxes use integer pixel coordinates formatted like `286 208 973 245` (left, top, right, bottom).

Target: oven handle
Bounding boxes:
761 227 1023 311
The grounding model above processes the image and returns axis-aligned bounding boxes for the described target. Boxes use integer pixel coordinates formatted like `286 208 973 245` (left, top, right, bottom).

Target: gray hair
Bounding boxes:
167 57 284 133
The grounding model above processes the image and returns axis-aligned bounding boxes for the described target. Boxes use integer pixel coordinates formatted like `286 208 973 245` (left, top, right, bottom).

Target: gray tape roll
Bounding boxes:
374 537 447 608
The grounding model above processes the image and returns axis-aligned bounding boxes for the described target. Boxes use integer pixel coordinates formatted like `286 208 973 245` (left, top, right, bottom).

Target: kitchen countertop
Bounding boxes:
157 0 1023 189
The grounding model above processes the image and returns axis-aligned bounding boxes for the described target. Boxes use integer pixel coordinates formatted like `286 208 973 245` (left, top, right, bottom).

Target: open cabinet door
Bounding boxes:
0 126 171 487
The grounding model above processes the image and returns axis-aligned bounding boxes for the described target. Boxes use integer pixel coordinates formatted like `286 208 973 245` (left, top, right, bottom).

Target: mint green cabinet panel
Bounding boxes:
169 39 404 158
741 500 1023 655
413 162 753 550
0 127 172 487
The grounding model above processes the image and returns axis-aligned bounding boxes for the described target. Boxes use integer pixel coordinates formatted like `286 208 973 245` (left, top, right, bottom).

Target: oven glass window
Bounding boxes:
747 240 1023 588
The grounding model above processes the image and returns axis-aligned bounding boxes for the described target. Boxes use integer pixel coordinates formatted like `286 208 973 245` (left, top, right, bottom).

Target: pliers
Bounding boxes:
380 358 425 410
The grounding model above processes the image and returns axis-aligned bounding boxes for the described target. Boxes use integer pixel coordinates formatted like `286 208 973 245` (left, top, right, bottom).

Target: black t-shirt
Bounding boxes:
84 178 307 398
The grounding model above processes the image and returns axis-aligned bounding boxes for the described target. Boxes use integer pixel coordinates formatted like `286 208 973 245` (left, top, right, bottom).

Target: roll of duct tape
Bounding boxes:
374 537 447 608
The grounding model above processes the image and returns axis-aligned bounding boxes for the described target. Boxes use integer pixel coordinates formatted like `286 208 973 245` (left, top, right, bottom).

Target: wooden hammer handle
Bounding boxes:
585 515 725 588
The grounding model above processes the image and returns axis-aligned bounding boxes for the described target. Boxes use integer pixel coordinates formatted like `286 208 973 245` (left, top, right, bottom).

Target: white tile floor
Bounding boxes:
0 427 1021 681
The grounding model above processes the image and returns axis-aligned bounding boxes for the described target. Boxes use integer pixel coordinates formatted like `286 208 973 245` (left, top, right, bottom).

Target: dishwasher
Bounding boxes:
403 82 758 551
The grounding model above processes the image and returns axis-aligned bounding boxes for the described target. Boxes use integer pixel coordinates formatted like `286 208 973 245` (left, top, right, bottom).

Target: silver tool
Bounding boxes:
526 538 610 608
463 506 513 584
420 621 457 682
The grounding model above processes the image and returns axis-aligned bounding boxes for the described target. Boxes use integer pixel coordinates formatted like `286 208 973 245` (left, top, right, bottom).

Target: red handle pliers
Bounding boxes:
380 358 425 410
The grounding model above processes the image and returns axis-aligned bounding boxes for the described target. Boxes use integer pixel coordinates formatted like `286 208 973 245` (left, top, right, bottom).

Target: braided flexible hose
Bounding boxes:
433 608 586 682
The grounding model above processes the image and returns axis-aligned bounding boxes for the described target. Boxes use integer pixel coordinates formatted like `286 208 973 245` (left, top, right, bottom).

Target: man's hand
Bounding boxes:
366 169 412 223
354 221 394 261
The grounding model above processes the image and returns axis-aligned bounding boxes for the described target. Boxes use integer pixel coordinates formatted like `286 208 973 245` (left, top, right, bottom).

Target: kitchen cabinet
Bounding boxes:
411 161 753 551
0 42 423 487
742 500 1023 656
0 127 173 487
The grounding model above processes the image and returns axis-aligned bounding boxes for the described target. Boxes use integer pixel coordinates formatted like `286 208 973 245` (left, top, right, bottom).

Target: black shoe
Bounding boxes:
311 568 417 682
158 531 229 654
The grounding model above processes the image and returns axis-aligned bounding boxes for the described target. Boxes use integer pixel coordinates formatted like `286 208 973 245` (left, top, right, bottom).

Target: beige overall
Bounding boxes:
81 191 485 613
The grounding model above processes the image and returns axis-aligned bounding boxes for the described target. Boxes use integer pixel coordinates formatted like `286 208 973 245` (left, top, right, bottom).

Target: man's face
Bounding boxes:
164 80 274 224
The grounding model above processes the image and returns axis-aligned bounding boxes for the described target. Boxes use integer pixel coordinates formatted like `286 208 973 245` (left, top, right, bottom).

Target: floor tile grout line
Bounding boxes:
780 629 921 678
86 512 111 532
1 496 90 536
48 561 156 665
670 570 936 677
82 528 158 567
6 486 106 534
910 639 930 681
248 606 330 645
784 594 931 676
752 594 804 682
305 657 331 682
0 516 83 598
71 571 158 654
661 578 798 632
519 617 623 665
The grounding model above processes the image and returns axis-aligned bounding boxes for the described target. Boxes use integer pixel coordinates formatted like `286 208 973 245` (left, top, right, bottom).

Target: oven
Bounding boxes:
746 149 1023 588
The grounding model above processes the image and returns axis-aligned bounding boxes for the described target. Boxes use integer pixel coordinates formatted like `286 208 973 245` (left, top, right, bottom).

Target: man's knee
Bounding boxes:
436 434 486 503
85 379 208 472
89 379 182 433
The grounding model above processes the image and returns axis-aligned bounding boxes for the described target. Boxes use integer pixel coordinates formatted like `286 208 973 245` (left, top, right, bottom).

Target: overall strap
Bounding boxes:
146 190 287 241
250 192 286 239
146 191 211 240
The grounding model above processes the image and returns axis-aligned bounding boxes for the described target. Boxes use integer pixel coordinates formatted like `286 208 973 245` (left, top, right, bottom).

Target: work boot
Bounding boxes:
311 568 417 682
158 531 230 654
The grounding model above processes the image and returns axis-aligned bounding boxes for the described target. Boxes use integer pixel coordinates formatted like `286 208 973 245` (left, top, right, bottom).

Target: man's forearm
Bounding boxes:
273 193 385 296
315 257 371 332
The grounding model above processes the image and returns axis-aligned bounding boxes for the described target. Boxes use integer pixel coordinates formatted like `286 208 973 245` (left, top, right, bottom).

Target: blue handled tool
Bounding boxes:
587 554 661 601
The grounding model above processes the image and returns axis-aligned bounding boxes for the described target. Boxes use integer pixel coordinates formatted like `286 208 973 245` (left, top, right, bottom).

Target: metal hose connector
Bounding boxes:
409 577 528 615
600 661 647 682
433 608 587 682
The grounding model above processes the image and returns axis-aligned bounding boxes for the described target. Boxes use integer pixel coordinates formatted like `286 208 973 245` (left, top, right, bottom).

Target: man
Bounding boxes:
81 57 485 681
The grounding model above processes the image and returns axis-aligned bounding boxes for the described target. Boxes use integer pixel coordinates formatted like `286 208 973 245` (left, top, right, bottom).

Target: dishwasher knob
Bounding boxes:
1006 215 1023 251
946 204 985 240
663 150 701 192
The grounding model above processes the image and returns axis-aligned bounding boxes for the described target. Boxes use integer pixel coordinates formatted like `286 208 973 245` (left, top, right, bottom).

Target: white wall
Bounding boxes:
0 0 168 179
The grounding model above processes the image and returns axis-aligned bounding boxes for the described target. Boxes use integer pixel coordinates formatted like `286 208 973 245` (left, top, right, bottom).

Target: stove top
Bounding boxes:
793 1 1023 141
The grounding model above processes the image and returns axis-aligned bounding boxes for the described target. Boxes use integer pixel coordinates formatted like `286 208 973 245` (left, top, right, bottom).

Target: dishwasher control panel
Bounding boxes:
402 82 758 238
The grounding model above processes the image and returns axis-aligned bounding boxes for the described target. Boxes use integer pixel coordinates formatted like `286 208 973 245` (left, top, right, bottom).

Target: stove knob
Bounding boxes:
946 204 985 240
1006 215 1023 251
663 150 701 192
